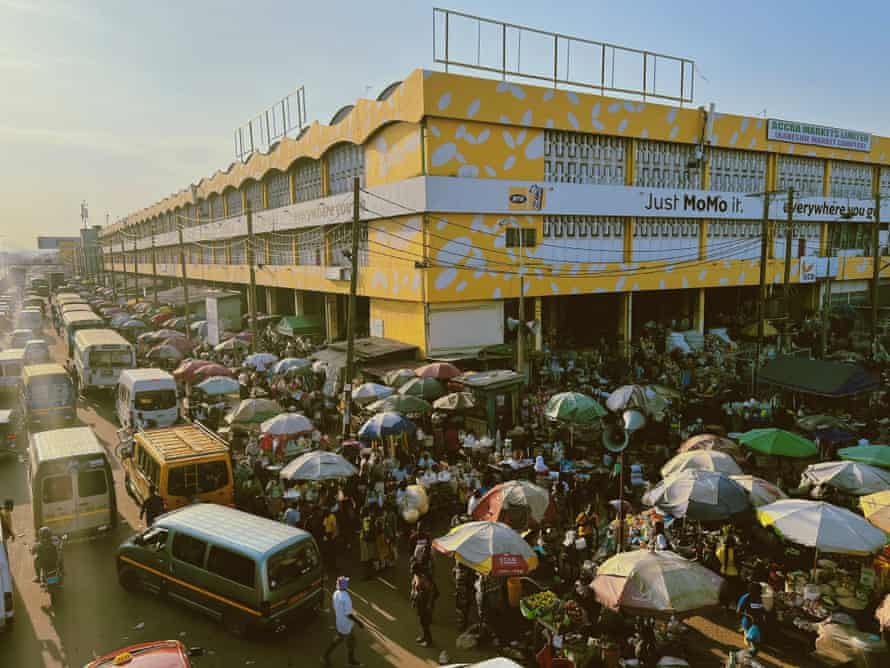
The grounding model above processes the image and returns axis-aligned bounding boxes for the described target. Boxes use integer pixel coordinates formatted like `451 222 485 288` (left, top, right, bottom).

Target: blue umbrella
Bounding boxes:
272 357 311 375
357 411 416 441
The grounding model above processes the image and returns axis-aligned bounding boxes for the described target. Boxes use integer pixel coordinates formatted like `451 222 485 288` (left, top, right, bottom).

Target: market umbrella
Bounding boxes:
190 363 234 383
172 359 213 382
225 398 282 425
120 318 147 331
756 500 888 556
110 313 131 328
137 331 162 345
147 344 184 363
272 357 312 376
606 384 669 418
195 376 240 396
280 450 358 482
150 312 173 326
261 412 314 435
647 384 684 402
384 368 418 388
797 414 849 432
470 481 555 529
729 475 788 508
838 445 890 469
215 337 249 353
244 352 278 372
802 461 890 496
367 395 432 416
738 428 817 459
544 391 607 425
591 550 724 618
678 433 743 459
660 450 743 478
398 377 447 401
415 362 462 381
155 328 187 341
433 520 538 576
860 490 890 534
164 336 195 354
643 470 749 521
357 411 416 441
433 392 477 412
351 382 394 406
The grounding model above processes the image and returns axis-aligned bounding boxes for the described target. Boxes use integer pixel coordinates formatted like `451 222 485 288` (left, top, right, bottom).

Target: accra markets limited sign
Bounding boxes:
767 119 871 152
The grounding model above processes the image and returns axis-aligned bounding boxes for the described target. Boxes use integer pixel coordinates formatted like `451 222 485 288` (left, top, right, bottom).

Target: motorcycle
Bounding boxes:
39 534 66 605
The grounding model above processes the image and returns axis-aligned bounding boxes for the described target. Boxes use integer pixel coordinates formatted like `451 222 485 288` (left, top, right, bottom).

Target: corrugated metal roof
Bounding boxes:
157 504 309 559
74 329 131 347
137 424 229 462
32 427 103 461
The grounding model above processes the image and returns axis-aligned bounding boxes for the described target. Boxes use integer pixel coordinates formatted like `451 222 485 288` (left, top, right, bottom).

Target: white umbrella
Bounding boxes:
351 382 394 406
802 461 890 496
261 412 314 435
244 352 278 372
661 450 743 478
280 450 358 481
730 475 788 508
757 500 888 556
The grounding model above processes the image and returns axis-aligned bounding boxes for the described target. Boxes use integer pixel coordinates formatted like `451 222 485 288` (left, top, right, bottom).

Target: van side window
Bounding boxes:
135 446 160 486
77 469 108 498
206 546 255 588
43 476 73 503
171 533 207 567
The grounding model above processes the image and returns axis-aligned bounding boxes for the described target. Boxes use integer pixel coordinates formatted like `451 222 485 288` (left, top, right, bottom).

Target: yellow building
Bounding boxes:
102 64 890 358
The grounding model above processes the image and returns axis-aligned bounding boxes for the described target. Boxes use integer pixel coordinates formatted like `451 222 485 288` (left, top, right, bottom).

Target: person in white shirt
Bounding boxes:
467 489 482 517
323 576 364 667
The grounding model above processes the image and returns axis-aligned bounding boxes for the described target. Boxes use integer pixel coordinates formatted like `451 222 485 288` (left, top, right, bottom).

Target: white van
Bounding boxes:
117 368 179 430
16 308 42 333
73 329 134 394
28 427 117 539
0 349 25 398
0 519 12 630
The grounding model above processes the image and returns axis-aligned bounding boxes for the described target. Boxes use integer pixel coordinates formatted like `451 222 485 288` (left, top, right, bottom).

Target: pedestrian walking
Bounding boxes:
139 484 165 527
0 499 14 542
322 576 363 667
410 564 439 647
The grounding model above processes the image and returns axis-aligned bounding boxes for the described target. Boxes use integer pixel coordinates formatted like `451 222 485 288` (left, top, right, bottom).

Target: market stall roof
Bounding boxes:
275 314 324 338
155 286 239 307
454 369 524 391
758 355 880 397
311 337 419 377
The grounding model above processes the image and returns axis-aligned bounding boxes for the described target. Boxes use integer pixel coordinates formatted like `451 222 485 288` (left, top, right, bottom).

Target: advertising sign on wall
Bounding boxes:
800 256 839 283
767 119 871 152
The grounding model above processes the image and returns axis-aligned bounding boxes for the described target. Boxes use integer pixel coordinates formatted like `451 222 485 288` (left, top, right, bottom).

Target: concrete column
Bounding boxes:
534 297 543 352
293 290 305 316
265 287 278 315
618 292 633 359
694 288 706 334
324 293 339 342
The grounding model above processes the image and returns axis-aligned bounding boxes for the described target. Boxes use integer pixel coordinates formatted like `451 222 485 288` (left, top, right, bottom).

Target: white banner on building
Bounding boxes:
426 177 883 223
767 119 871 152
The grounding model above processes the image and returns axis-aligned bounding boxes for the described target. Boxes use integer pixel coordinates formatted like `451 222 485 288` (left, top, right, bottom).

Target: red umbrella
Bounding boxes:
151 312 173 325
165 336 195 354
191 363 234 383
172 359 212 382
471 481 556 531
415 362 461 380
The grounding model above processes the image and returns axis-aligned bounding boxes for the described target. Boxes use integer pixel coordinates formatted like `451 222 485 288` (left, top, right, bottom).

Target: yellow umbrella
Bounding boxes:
433 520 538 576
861 490 890 534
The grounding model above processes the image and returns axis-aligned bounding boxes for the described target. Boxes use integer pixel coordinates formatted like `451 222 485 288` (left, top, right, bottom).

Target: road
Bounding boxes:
0 329 823 667
0 330 492 668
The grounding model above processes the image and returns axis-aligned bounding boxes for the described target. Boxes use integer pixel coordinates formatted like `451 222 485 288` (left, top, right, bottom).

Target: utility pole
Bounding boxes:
109 241 117 302
871 191 882 357
178 225 191 343
754 192 770 390
342 176 361 437
782 187 795 352
820 225 834 358
517 227 526 379
120 237 128 303
245 201 258 353
150 221 159 305
132 237 139 305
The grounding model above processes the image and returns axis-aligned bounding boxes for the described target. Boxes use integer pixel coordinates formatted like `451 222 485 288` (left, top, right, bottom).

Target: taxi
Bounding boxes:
83 641 203 667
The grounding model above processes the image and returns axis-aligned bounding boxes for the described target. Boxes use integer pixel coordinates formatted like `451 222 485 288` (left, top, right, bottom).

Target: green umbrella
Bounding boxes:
838 445 890 470
738 428 817 458
398 377 446 401
544 391 606 425
366 394 432 415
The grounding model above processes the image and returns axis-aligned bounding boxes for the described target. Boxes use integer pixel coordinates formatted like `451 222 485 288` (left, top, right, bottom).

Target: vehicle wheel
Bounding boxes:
117 564 140 592
222 610 248 638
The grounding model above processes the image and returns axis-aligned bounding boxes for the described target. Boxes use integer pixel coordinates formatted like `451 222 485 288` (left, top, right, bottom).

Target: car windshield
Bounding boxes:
134 389 177 411
267 538 320 591
26 376 74 409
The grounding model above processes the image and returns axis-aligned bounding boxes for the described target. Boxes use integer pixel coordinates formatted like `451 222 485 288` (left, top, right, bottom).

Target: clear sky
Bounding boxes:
1 0 887 250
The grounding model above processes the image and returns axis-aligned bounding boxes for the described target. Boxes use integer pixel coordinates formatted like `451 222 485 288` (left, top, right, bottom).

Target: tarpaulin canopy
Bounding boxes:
275 315 324 338
758 355 880 397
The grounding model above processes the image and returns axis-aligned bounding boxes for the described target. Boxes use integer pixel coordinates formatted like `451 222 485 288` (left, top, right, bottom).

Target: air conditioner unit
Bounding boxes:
324 266 351 281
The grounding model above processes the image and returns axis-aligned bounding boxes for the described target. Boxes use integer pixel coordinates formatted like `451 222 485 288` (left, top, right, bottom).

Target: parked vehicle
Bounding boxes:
16 308 42 333
83 641 204 668
0 349 25 399
23 339 50 365
19 363 76 432
8 329 34 349
120 422 233 512
116 504 323 636
28 426 117 538
116 368 179 430
0 410 18 458
61 311 104 356
0 508 13 630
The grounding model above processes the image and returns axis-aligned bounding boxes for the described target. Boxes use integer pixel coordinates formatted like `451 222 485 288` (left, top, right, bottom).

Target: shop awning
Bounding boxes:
758 355 880 397
276 315 324 338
